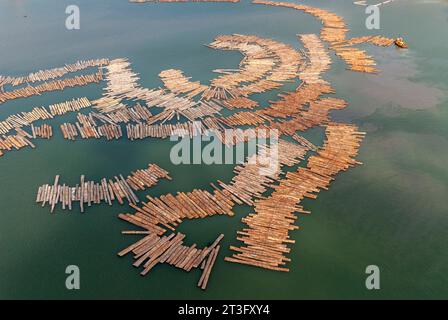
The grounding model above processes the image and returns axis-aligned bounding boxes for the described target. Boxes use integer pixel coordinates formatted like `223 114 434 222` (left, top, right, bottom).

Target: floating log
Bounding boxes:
198 245 220 290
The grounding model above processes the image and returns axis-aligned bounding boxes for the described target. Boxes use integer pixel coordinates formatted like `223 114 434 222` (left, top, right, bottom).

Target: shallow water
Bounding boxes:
0 0 447 299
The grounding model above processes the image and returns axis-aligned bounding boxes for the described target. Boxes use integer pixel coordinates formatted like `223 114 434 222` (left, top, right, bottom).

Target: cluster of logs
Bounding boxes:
225 123 365 271
60 113 123 141
35 164 170 212
49 97 92 116
221 97 259 110
253 0 394 73
0 107 52 134
299 34 331 85
31 124 53 139
119 139 306 232
60 123 79 140
271 97 348 135
203 34 300 99
126 121 204 140
0 59 108 87
0 132 35 157
0 97 91 135
159 69 207 98
0 71 104 104
92 103 153 124
118 232 224 290
119 188 234 233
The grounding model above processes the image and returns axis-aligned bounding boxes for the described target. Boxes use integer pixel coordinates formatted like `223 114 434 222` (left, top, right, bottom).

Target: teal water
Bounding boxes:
0 0 447 299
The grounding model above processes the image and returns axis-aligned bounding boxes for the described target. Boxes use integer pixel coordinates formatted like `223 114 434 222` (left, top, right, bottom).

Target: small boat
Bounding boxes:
394 37 408 48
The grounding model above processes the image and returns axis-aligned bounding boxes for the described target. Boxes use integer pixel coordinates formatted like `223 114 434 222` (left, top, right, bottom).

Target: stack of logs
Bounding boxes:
225 123 365 271
0 59 108 87
119 139 307 233
0 132 35 157
299 34 331 85
118 232 224 290
253 0 394 73
31 124 53 139
203 34 301 99
49 97 92 116
159 69 207 98
0 71 104 104
0 97 91 135
35 164 171 212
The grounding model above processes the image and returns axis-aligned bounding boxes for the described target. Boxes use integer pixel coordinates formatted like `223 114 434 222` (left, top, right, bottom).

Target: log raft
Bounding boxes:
0 71 104 104
118 139 307 233
118 231 224 290
253 0 394 73
35 164 171 212
225 123 365 271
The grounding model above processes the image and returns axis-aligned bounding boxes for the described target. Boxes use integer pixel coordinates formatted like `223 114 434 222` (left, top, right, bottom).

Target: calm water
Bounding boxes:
0 0 447 299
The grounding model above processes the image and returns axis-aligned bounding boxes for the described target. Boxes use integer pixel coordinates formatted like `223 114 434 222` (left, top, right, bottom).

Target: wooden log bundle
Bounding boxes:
333 35 395 48
225 123 365 271
48 97 92 116
119 139 306 232
221 97 259 110
103 59 206 121
159 69 208 98
119 187 235 232
0 71 104 104
35 164 170 213
203 34 301 99
217 140 307 206
270 97 348 135
0 131 35 157
0 107 53 134
221 111 270 126
253 0 394 73
118 232 224 290
91 103 153 124
60 113 122 140
60 123 79 140
299 34 331 85
31 124 53 139
259 83 334 119
0 59 108 88
0 98 90 137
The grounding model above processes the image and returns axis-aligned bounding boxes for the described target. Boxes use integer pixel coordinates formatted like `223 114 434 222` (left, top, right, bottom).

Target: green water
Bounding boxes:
0 0 447 299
